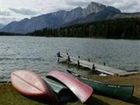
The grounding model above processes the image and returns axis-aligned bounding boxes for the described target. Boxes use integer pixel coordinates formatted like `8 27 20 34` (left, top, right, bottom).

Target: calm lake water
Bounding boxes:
0 36 140 81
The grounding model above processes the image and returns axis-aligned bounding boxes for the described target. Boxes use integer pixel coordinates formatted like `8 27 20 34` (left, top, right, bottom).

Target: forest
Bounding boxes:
29 18 140 39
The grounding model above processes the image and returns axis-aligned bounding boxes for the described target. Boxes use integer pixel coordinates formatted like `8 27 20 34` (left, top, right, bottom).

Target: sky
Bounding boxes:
0 0 140 25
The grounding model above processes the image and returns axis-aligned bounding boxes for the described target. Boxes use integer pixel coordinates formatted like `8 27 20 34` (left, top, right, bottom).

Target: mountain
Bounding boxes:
82 2 106 16
65 6 121 26
112 12 140 19
0 2 107 34
0 24 5 29
66 9 140 26
1 2 140 34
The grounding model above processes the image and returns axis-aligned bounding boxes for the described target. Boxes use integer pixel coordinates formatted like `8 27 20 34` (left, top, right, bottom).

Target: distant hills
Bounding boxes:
29 18 140 39
0 2 120 34
0 24 5 29
0 2 140 35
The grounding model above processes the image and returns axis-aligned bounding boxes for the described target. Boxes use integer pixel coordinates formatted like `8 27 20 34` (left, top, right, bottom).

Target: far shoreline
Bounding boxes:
0 35 140 40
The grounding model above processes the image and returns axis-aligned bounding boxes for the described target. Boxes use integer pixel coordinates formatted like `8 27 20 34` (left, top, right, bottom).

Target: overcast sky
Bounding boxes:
0 0 140 25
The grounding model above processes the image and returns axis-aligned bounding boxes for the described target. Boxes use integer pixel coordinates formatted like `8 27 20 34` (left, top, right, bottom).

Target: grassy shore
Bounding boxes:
0 74 140 105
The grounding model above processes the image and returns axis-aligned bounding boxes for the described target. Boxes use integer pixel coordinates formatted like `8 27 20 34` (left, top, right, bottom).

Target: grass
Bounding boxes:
0 74 140 105
0 84 42 105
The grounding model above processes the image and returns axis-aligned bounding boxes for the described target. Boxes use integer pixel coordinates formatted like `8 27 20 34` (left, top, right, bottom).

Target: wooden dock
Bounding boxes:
57 53 138 76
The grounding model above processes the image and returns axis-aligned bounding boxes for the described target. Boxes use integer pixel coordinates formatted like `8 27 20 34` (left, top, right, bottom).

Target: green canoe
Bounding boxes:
66 69 134 101
79 77 134 101
42 77 78 103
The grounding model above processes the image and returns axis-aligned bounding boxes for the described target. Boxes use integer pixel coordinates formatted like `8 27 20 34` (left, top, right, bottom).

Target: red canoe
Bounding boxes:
11 70 58 102
47 70 93 103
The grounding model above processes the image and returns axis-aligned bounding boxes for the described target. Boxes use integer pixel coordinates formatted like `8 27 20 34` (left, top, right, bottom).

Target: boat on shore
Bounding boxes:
42 77 78 103
47 70 93 103
66 69 134 101
80 77 134 101
11 70 58 102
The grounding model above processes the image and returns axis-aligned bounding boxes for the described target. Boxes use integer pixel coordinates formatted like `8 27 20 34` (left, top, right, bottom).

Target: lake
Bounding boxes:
0 36 140 81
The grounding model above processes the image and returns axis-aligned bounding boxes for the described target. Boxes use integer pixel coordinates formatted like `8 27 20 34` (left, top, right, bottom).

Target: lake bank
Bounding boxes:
0 73 140 105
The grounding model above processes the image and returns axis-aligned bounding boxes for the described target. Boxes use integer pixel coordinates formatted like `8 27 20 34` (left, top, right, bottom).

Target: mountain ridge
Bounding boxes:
1 2 140 34
64 6 121 26
0 2 110 34
0 24 5 29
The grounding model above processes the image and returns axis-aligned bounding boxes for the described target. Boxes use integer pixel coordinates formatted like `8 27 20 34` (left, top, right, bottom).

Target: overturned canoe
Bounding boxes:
47 70 93 103
66 69 134 101
42 77 78 103
80 77 134 101
11 70 58 102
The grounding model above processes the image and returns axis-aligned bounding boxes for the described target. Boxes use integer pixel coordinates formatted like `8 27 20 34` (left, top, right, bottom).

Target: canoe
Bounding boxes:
11 70 58 102
42 77 67 94
47 70 93 103
42 77 78 103
66 69 134 101
80 77 134 101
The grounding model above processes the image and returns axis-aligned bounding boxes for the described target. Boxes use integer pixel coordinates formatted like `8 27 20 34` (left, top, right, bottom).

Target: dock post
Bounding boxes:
77 56 80 70
57 57 60 63
57 51 61 63
92 64 95 71
87 58 90 62
67 53 71 65
104 62 106 66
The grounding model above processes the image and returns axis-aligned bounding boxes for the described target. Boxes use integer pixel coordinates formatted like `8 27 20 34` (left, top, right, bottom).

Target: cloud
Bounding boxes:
94 0 140 12
0 11 11 16
65 0 90 7
65 0 140 12
117 0 140 12
9 8 39 15
1 0 140 25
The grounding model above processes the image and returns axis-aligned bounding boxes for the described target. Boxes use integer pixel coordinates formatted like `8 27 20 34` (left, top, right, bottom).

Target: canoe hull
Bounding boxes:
80 78 134 101
66 69 134 100
47 70 93 103
43 77 78 103
11 70 58 102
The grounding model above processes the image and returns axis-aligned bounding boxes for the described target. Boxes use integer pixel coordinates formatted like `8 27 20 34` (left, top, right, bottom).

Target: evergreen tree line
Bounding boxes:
29 18 140 39
0 32 23 36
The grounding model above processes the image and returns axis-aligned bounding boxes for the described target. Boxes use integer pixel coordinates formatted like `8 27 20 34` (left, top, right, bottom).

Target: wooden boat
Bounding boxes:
42 77 78 103
47 70 93 103
11 70 58 102
66 69 134 101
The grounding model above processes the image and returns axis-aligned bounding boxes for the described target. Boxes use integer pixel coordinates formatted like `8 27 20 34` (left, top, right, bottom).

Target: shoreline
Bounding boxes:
0 73 140 105
0 35 140 40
